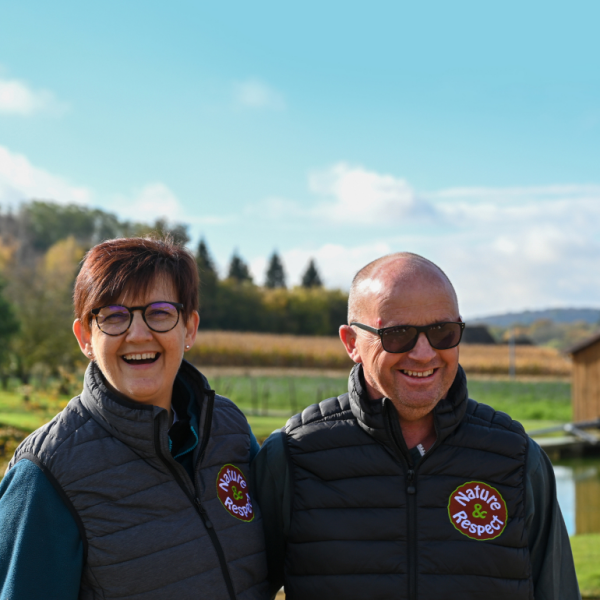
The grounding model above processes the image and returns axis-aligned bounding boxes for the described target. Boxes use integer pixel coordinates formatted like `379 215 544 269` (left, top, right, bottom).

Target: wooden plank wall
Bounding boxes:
576 475 600 534
573 342 600 422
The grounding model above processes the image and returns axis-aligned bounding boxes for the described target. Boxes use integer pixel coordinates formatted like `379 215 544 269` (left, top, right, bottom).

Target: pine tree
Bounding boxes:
196 239 217 278
301 259 323 288
195 239 219 327
227 251 253 283
265 251 286 289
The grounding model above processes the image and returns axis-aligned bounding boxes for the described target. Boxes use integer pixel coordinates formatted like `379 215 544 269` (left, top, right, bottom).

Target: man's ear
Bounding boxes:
73 319 93 359
339 325 363 364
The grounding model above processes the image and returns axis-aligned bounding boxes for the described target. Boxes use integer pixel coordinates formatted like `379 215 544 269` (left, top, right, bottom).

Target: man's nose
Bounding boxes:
125 312 153 342
407 332 437 361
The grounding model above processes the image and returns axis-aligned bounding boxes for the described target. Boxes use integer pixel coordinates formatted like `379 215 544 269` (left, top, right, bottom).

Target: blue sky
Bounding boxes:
1 0 599 318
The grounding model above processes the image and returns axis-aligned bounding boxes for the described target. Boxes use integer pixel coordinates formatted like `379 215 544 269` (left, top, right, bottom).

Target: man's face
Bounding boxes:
349 274 460 421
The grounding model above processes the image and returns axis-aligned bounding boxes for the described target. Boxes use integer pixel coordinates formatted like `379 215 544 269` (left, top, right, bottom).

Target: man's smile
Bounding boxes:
399 368 437 379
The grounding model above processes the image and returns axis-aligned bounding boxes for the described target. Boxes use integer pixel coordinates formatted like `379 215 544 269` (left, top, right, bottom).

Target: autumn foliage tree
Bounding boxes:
0 202 351 387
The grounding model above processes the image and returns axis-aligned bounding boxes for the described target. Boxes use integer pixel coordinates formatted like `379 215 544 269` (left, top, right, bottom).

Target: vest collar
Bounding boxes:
80 359 211 458
348 363 469 451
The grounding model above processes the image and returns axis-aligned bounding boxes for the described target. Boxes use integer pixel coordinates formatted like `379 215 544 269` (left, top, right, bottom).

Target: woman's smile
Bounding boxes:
121 351 161 365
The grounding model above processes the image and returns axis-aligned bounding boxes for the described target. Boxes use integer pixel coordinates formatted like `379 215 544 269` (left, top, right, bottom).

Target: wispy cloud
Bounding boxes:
247 162 600 315
0 145 227 233
308 163 434 225
233 79 285 110
0 145 91 205
107 183 185 223
106 183 229 230
0 76 66 116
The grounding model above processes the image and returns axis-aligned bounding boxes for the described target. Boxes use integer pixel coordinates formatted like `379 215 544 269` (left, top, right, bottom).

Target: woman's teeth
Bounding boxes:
123 352 157 362
402 369 434 378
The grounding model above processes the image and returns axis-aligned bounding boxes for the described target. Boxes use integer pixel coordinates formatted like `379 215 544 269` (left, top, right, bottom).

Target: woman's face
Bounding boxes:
74 277 199 411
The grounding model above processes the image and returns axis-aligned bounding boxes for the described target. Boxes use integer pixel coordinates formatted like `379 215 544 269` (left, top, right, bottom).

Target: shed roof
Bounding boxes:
566 331 600 355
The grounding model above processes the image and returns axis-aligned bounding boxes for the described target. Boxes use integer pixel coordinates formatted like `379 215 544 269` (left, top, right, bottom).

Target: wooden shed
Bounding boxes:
567 332 600 422
462 325 496 345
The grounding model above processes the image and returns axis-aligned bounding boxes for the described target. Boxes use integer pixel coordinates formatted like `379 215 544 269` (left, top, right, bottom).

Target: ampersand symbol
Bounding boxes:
472 504 487 519
232 486 244 501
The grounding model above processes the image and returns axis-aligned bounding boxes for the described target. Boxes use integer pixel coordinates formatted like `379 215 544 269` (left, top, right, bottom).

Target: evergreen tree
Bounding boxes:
195 239 219 327
265 251 286 289
227 251 253 283
196 239 217 278
301 259 323 288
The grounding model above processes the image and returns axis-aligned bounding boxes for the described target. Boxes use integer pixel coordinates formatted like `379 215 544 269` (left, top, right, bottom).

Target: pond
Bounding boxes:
554 457 600 535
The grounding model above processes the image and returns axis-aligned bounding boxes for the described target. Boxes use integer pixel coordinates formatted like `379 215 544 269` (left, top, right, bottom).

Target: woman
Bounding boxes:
0 237 269 600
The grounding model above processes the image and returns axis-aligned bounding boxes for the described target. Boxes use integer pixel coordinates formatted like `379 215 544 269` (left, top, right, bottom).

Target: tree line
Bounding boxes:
0 201 348 386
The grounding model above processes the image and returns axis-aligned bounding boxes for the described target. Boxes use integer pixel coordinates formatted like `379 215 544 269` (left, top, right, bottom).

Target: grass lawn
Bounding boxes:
0 390 68 432
468 379 572 422
571 534 600 597
0 377 572 441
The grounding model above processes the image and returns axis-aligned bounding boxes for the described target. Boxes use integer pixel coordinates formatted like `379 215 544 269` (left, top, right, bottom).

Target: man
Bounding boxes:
252 252 580 600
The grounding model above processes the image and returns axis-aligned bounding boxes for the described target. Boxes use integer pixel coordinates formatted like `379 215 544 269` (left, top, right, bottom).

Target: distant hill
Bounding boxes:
470 308 600 328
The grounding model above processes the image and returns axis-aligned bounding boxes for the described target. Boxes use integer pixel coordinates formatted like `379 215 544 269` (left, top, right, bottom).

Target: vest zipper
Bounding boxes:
196 389 215 462
406 469 417 600
385 401 427 600
154 395 237 600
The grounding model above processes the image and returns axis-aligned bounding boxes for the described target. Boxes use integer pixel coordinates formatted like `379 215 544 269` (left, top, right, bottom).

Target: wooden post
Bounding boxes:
509 329 516 380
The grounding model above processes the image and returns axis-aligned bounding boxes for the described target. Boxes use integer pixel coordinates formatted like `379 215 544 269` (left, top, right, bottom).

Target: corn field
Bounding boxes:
189 331 572 377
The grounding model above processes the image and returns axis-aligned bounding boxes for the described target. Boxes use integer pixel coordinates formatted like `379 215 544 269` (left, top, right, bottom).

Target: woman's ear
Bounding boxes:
73 319 94 359
183 310 200 352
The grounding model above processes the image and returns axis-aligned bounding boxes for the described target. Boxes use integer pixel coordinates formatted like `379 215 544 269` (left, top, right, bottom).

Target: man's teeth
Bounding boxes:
402 369 434 378
123 352 157 361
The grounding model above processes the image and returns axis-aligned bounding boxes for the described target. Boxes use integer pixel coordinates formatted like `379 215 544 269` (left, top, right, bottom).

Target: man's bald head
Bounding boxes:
347 252 458 324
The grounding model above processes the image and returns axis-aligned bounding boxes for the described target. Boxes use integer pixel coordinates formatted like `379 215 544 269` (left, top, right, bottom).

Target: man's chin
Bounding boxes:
387 389 443 419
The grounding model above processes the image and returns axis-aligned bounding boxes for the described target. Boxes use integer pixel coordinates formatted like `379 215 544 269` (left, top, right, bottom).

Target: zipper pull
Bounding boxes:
196 498 213 528
407 470 416 495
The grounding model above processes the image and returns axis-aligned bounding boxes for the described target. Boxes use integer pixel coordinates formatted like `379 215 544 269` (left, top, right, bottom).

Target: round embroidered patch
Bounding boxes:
448 481 507 540
216 464 254 522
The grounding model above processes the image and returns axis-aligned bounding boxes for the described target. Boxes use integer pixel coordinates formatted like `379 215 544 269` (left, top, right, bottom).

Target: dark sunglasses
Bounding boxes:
350 321 465 353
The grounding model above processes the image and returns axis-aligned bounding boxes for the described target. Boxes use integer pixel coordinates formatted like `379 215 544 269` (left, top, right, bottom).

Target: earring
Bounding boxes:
88 351 92 357
185 345 190 350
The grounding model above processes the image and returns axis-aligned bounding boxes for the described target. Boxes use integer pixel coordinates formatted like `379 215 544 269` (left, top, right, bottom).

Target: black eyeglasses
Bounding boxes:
91 301 184 336
350 321 465 354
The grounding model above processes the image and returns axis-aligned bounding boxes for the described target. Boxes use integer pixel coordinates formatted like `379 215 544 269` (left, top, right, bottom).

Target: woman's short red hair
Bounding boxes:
74 237 199 332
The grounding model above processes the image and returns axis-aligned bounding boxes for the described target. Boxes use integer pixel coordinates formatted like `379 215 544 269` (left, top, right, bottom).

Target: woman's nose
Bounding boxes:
125 312 153 341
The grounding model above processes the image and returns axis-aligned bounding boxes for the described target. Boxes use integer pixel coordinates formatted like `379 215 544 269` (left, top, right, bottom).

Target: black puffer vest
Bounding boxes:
9 360 269 600
283 365 531 600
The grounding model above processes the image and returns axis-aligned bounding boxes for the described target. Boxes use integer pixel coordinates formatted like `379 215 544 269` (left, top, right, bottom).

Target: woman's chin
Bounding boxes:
116 378 166 406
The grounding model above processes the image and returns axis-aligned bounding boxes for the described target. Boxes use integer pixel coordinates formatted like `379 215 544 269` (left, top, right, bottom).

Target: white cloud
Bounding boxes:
108 183 185 223
0 146 202 232
0 145 91 205
233 79 285 110
248 163 600 315
309 163 431 226
106 184 229 236
0 77 65 116
309 163 432 225
248 163 435 226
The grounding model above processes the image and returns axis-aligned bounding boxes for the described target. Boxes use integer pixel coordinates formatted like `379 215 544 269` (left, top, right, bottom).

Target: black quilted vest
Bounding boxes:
9 360 269 600
283 365 531 600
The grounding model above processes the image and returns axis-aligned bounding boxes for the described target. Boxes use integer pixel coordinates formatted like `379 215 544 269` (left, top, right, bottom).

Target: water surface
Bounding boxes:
554 457 600 535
